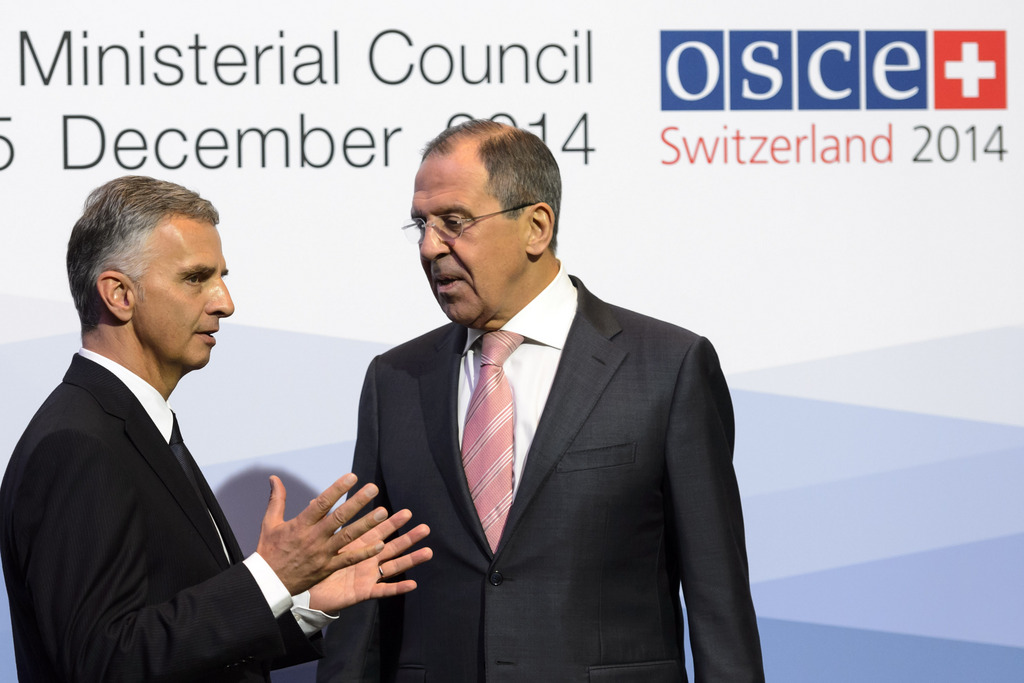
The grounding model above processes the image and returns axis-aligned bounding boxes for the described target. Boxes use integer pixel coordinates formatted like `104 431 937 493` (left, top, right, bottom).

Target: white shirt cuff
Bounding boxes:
243 552 339 635
291 590 339 635
243 552 293 618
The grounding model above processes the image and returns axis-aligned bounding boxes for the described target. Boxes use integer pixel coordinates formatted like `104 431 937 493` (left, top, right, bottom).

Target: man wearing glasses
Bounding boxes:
320 120 764 682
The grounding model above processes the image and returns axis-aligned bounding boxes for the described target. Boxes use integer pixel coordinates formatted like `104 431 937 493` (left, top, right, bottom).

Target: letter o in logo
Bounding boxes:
665 41 721 101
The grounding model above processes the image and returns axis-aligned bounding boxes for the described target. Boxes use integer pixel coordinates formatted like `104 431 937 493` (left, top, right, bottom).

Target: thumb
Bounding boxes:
263 475 287 528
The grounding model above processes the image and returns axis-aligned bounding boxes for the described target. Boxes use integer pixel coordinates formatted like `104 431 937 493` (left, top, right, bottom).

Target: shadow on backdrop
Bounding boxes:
216 467 320 556
215 468 322 683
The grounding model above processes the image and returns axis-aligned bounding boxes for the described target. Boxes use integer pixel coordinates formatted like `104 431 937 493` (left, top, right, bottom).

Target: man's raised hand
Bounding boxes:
256 474 390 595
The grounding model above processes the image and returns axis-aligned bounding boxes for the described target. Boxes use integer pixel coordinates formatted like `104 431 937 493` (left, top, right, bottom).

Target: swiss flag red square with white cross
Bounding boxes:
934 31 1007 109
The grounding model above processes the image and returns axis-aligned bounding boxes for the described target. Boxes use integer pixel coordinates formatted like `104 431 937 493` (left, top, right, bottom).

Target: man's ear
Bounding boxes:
524 203 555 256
95 270 137 323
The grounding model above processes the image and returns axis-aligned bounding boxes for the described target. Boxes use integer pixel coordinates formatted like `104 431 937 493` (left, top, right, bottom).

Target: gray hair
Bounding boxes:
422 120 562 252
67 176 219 332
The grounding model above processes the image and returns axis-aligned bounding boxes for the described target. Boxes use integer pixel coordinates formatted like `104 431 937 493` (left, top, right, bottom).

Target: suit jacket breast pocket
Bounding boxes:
556 442 636 473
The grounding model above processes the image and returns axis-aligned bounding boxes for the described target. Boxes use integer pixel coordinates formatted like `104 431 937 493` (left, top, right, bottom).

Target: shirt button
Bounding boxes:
489 570 503 586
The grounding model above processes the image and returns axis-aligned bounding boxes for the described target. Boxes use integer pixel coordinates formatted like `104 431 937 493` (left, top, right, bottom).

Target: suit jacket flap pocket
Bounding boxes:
557 442 636 472
589 659 681 682
394 666 426 683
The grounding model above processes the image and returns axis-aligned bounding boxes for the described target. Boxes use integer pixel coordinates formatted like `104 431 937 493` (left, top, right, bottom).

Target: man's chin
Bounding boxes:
184 353 213 374
439 302 494 330
438 301 471 327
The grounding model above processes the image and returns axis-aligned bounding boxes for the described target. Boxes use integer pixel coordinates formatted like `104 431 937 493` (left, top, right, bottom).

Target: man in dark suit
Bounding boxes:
0 176 431 682
319 121 763 682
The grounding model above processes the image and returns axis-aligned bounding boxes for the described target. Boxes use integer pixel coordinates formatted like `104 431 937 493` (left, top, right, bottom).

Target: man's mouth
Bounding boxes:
433 273 462 292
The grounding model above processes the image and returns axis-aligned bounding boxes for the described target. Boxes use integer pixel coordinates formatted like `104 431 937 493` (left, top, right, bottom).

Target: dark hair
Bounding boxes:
67 176 219 332
422 120 562 252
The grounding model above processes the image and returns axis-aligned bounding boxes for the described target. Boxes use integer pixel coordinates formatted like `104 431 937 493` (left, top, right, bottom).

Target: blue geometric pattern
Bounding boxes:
759 618 1024 683
730 327 1024 680
2 306 1022 680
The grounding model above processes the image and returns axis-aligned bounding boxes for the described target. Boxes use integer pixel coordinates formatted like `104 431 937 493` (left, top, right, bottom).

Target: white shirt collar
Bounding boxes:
78 348 176 442
463 263 578 354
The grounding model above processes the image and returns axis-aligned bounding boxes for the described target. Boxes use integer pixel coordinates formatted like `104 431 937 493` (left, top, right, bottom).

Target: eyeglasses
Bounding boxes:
401 202 538 245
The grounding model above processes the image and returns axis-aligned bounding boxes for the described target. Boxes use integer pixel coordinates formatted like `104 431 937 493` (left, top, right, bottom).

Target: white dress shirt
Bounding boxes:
458 265 579 496
77 349 334 634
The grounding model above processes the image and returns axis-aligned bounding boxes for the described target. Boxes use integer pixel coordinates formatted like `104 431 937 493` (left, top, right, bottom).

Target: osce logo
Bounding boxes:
660 30 1006 110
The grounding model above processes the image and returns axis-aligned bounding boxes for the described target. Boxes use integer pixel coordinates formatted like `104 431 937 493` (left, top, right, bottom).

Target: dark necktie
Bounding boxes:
168 414 239 564
169 414 204 502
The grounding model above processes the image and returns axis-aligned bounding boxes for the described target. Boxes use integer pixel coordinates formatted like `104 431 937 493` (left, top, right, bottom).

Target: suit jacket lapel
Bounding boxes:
65 355 232 569
501 279 626 549
196 474 243 564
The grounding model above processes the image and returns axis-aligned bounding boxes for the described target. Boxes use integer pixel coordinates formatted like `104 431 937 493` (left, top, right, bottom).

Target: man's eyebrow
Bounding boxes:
413 204 470 219
179 264 221 279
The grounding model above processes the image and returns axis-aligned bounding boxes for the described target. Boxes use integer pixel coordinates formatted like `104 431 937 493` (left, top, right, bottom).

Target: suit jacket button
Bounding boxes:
489 570 503 586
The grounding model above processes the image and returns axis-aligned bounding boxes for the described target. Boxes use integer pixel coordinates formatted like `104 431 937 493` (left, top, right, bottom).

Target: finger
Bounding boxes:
368 579 419 599
345 509 414 552
327 536 386 573
296 474 359 526
376 521 430 562
378 545 433 578
321 483 379 533
328 506 388 553
262 475 287 528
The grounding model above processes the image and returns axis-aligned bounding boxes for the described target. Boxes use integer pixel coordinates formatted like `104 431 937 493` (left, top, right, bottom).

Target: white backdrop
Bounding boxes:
1 2 1022 681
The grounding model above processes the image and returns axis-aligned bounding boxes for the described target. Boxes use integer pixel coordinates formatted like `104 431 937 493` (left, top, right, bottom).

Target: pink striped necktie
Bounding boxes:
462 330 524 552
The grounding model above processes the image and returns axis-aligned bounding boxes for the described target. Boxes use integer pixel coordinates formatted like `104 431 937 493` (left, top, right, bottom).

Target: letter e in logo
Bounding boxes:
865 31 927 110
934 31 1006 109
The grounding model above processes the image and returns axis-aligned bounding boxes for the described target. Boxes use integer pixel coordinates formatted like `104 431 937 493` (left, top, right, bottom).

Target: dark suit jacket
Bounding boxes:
319 278 763 682
0 354 320 682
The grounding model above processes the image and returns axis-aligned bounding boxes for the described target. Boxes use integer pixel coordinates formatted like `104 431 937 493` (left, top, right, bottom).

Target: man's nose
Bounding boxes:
419 224 452 261
211 280 235 318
